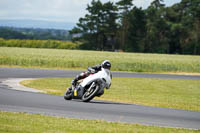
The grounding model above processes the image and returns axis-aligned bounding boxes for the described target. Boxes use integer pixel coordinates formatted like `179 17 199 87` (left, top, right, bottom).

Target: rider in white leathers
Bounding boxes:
65 60 112 99
72 60 112 86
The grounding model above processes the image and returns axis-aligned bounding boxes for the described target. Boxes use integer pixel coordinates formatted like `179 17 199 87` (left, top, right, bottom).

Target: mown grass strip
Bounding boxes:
1 47 200 73
0 112 199 133
21 78 200 111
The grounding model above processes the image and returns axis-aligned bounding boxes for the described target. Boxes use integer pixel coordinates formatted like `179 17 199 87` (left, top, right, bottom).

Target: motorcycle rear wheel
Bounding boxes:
64 87 72 100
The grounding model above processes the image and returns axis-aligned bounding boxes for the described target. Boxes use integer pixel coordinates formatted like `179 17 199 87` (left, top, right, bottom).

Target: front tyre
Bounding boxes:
64 87 72 100
82 84 100 102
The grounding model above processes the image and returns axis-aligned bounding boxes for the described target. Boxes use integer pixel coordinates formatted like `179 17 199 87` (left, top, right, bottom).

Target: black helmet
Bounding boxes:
101 60 111 70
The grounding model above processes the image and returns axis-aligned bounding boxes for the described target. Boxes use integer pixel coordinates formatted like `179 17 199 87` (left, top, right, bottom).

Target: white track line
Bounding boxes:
1 78 45 93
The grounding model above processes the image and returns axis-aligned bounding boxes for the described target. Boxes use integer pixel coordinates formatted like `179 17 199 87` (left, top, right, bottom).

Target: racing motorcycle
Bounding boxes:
64 68 112 102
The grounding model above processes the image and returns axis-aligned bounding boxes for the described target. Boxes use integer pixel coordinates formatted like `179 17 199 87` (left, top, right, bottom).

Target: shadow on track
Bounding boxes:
86 100 130 105
71 99 130 105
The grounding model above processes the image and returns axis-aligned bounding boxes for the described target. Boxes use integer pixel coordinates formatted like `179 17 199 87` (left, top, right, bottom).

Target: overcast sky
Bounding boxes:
0 0 181 23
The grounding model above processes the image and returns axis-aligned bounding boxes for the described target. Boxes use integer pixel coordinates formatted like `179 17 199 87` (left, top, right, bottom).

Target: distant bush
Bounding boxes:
0 38 81 49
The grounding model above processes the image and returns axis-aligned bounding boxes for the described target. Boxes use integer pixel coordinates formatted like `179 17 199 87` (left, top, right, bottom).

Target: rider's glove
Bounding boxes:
71 80 76 86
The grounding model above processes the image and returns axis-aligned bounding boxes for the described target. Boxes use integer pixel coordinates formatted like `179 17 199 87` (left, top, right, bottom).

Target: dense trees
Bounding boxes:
126 7 146 52
0 27 71 40
72 0 118 50
70 0 200 55
0 27 28 39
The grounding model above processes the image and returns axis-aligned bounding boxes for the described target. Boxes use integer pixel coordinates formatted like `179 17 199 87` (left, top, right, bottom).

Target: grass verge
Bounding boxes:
0 112 199 133
21 77 200 111
1 47 200 73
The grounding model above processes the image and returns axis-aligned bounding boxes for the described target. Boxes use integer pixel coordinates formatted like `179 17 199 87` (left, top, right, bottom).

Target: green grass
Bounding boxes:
1 47 200 73
0 112 199 133
21 78 200 111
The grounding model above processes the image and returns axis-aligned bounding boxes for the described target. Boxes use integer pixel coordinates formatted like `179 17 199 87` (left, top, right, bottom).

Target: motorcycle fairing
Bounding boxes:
80 68 111 89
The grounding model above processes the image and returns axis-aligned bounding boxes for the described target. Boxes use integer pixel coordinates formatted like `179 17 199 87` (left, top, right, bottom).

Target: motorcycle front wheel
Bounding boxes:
82 83 100 102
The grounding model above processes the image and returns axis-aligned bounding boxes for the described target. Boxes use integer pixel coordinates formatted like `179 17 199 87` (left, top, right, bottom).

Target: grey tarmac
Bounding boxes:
0 67 200 129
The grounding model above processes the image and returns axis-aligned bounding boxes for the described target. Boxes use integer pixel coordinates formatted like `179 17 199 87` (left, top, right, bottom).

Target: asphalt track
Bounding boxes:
0 67 200 129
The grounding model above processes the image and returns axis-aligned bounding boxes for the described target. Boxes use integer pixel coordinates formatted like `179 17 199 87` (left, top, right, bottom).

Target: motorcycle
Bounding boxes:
64 68 112 102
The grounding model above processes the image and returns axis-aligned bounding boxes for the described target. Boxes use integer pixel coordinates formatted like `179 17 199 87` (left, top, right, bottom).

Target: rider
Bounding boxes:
72 60 111 86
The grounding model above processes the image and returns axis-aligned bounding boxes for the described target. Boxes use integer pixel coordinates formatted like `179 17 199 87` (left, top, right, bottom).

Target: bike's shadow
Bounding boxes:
72 99 130 105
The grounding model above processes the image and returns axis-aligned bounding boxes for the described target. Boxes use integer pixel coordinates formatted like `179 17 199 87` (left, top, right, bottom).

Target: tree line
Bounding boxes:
0 27 71 40
70 0 200 55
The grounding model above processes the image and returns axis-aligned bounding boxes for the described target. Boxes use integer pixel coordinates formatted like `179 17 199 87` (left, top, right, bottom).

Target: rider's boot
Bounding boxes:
72 71 89 86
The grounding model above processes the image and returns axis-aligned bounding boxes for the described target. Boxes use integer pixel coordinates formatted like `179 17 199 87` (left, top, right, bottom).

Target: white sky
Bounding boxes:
0 0 181 23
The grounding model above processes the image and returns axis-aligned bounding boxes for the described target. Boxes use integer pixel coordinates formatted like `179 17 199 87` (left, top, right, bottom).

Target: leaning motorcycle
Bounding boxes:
64 68 112 102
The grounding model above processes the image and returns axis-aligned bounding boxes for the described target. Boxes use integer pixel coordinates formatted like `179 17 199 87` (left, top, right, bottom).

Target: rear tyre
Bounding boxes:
64 87 72 100
82 84 100 102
